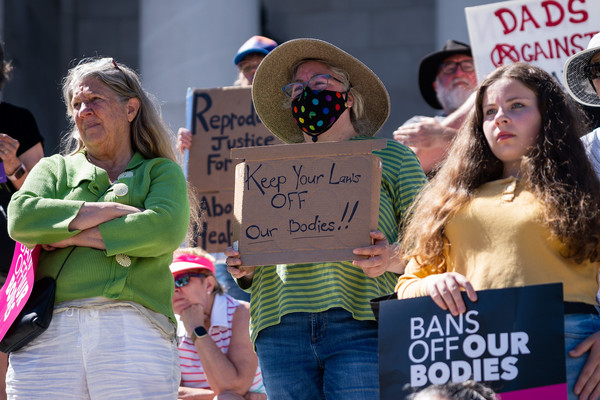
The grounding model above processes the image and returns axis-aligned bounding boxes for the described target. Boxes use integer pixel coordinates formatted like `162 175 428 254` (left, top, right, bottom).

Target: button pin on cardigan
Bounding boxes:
113 183 129 197
116 253 132 267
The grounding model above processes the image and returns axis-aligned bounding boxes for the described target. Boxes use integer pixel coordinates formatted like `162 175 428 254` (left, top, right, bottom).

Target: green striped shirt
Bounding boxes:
246 137 426 344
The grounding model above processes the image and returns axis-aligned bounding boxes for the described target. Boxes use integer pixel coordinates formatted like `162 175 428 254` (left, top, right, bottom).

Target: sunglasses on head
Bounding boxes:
174 273 206 288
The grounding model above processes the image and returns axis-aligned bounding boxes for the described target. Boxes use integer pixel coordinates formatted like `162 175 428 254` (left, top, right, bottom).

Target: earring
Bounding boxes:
207 291 211 295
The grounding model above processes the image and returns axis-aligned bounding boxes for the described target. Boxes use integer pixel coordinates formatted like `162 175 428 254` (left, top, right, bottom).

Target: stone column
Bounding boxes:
139 0 260 133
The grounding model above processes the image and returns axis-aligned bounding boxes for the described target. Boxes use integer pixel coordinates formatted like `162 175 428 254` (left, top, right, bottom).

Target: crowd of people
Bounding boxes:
1 26 600 400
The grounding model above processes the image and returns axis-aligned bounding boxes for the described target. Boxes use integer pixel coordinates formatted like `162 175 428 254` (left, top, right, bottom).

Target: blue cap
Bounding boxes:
233 35 278 66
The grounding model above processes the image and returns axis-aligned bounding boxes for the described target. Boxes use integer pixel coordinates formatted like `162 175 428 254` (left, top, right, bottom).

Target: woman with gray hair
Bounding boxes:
6 57 190 399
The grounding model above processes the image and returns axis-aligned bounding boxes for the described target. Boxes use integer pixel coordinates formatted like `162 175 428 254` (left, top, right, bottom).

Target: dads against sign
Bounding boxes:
465 0 599 85
185 87 283 252
231 139 385 266
379 284 566 399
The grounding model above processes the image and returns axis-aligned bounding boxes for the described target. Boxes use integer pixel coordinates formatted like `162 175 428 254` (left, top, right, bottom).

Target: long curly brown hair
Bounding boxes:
401 62 600 266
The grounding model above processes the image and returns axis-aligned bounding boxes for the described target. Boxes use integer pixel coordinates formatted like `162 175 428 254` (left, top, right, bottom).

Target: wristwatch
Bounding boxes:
190 326 208 342
7 162 26 180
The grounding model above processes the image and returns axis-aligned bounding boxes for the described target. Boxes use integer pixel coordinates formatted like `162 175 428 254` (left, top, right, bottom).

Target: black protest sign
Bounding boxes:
185 86 283 252
231 140 386 266
379 283 566 399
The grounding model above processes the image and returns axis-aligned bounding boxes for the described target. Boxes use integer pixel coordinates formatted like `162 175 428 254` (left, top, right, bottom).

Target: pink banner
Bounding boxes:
498 383 567 400
0 243 41 340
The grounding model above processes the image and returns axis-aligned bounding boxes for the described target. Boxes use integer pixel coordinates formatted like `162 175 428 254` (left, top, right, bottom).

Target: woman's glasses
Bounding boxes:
586 63 600 81
174 273 206 288
282 74 345 99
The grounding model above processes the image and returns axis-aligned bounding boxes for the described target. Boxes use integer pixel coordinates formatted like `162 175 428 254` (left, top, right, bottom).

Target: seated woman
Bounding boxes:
171 247 266 400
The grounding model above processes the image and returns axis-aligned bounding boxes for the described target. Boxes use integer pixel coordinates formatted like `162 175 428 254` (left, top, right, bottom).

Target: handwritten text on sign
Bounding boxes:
191 191 234 252
186 87 282 193
233 141 384 266
242 161 363 240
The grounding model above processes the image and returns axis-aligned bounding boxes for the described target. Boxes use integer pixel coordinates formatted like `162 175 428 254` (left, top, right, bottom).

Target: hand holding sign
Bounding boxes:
224 246 256 283
353 231 400 278
424 272 478 316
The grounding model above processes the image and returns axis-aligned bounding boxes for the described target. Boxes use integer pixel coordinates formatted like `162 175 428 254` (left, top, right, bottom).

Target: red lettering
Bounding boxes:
553 37 570 58
541 1 564 27
534 41 549 60
494 8 517 35
547 39 554 58
570 33 586 54
521 43 533 62
520 6 541 31
568 0 588 24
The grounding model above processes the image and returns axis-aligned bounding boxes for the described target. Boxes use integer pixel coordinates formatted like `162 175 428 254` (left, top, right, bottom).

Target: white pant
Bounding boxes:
7 304 180 399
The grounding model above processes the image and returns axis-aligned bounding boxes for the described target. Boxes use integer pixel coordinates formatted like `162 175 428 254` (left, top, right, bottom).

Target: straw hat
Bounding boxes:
564 32 600 108
251 38 390 144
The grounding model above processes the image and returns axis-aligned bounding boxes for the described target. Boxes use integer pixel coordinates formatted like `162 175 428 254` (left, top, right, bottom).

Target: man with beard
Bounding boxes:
394 40 477 175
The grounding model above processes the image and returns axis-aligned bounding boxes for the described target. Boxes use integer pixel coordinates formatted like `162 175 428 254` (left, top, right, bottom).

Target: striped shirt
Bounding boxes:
247 137 426 344
177 293 265 393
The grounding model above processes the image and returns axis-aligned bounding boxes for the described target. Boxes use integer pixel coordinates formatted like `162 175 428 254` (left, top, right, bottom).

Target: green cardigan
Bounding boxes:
7 151 190 324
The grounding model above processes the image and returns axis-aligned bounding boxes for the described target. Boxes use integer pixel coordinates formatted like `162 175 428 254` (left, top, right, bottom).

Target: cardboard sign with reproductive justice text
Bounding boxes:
184 86 283 252
231 139 386 266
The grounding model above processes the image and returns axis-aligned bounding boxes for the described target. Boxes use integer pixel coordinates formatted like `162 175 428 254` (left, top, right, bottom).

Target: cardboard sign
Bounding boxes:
189 190 234 251
379 283 566 399
231 139 386 266
465 0 600 85
184 86 284 252
186 86 283 192
0 244 41 340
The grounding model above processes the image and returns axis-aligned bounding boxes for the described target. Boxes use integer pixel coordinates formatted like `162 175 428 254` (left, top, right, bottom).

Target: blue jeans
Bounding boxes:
255 308 379 400
564 310 600 400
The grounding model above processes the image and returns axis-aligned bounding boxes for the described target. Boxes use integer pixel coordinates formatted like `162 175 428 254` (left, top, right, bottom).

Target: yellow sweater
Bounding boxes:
396 177 599 305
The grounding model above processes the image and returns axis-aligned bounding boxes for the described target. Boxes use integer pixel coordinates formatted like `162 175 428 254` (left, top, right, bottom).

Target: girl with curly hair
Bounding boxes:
396 62 600 400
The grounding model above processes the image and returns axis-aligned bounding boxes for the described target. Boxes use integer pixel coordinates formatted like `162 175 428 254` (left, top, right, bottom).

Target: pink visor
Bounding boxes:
169 253 215 275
